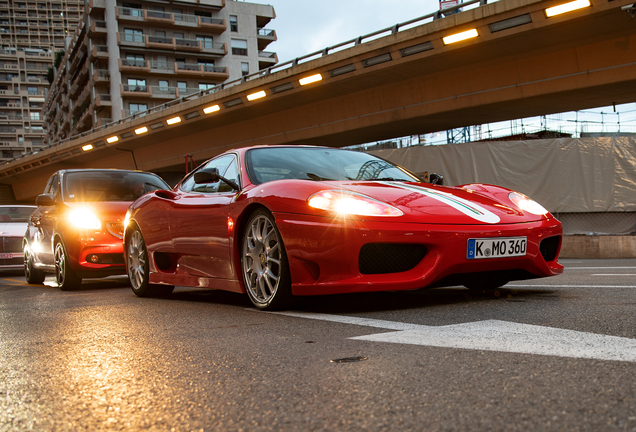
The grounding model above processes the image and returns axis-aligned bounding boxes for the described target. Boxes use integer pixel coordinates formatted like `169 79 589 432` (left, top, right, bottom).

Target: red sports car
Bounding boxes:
24 169 170 290
124 145 563 310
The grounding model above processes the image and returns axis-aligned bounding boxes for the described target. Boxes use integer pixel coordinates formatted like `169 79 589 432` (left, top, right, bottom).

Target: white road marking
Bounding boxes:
506 284 635 288
592 274 636 276
270 311 636 363
566 267 636 270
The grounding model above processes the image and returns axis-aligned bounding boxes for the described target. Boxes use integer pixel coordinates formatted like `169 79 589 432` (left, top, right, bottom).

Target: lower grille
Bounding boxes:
0 237 22 253
359 243 427 275
540 236 561 262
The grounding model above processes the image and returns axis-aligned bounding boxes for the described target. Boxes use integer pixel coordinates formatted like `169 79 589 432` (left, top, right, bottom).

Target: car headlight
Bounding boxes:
68 208 101 230
308 190 403 217
123 211 131 229
509 192 548 215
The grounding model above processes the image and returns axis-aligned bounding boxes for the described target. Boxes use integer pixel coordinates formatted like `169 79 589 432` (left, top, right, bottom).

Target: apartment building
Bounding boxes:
44 0 277 144
0 0 82 160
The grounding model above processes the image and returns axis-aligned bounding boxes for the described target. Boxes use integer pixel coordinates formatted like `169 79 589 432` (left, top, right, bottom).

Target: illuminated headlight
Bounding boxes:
509 192 548 215
308 190 403 217
68 208 101 230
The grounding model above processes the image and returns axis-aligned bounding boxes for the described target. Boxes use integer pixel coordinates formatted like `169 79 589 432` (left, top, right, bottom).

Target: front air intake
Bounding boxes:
540 236 561 262
359 243 427 275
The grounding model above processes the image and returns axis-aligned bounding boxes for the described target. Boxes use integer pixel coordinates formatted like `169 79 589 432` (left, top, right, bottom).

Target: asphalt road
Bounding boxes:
1 259 635 431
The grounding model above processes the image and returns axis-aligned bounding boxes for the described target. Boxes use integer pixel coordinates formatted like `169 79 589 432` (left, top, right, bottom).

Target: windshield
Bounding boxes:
0 206 35 222
246 147 421 185
63 171 170 202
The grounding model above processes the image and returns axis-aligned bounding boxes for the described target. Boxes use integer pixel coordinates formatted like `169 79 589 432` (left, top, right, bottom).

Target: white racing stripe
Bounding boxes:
267 311 636 363
383 182 501 224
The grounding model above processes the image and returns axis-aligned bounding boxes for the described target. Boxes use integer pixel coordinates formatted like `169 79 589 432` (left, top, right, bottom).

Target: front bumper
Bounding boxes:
274 213 563 296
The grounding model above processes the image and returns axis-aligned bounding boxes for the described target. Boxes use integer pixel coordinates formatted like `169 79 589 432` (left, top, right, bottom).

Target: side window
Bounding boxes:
218 158 239 193
181 154 236 193
45 174 60 201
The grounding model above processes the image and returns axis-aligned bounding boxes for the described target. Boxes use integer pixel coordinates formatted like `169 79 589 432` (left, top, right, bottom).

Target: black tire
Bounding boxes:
24 244 45 284
54 239 82 291
241 209 293 310
125 225 174 297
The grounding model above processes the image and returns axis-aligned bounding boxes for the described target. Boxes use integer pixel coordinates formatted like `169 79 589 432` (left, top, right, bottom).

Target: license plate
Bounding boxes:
467 237 527 259
0 253 13 259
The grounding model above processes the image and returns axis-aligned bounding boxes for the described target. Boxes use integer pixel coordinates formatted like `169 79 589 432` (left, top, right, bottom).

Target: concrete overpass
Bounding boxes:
3 0 636 202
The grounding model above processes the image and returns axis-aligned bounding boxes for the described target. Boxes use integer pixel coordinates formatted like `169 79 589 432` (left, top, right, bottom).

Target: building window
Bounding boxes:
124 28 144 43
196 35 213 49
156 55 168 68
30 112 40 120
230 15 238 32
155 30 166 37
231 39 247 56
158 80 169 91
199 83 214 91
177 81 187 91
174 32 184 39
127 78 147 92
198 59 215 72
129 103 147 114
241 62 249 76
27 86 37 95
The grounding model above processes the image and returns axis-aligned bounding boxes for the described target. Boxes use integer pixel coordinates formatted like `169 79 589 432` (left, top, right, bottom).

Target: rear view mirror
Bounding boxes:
194 168 220 184
35 193 55 206
429 173 444 185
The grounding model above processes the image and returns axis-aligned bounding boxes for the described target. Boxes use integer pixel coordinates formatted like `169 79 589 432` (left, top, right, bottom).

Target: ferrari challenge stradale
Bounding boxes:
124 145 563 310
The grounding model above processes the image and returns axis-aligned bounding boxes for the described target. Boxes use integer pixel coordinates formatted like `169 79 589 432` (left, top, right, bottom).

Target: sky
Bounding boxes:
254 0 635 144
262 0 440 64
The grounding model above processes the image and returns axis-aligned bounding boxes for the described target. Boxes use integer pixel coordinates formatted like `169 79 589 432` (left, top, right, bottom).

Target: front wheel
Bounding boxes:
54 240 82 290
24 245 45 284
126 226 174 297
241 210 293 310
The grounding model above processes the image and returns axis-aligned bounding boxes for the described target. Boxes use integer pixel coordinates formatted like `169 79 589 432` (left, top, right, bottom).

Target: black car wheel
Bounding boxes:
23 245 45 284
54 240 82 290
126 226 174 297
241 209 293 310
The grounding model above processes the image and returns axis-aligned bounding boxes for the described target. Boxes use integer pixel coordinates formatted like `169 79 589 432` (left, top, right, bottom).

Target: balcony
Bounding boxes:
198 16 225 34
116 7 143 22
201 41 226 56
258 50 278 68
119 58 150 73
89 44 108 61
93 69 109 83
88 19 107 37
174 37 201 52
257 28 276 50
117 32 145 47
121 84 151 98
174 63 228 81
150 85 176 99
96 117 112 127
149 61 174 75
146 35 174 50
94 93 111 107
174 12 197 27
144 9 174 26
87 0 106 14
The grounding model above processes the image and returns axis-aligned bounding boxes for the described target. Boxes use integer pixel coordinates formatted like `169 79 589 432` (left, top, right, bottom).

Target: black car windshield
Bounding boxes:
63 171 170 202
0 206 35 222
246 147 421 185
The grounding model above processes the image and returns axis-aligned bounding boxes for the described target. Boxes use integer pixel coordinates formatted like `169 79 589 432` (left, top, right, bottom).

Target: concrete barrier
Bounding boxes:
560 235 636 259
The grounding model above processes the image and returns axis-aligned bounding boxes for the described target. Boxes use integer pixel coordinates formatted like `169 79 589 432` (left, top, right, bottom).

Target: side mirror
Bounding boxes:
193 168 239 191
35 193 55 206
429 173 444 186
194 168 220 184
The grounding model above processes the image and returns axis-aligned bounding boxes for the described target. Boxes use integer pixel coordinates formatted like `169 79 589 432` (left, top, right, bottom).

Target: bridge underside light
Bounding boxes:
106 136 118 143
204 104 220 114
166 116 181 125
135 126 148 134
247 90 266 101
299 73 323 86
443 28 479 45
82 144 93 151
545 0 591 17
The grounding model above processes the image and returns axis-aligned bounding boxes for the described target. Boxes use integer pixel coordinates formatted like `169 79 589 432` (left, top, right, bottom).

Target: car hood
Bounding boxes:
333 181 545 225
64 201 131 222
0 222 28 237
